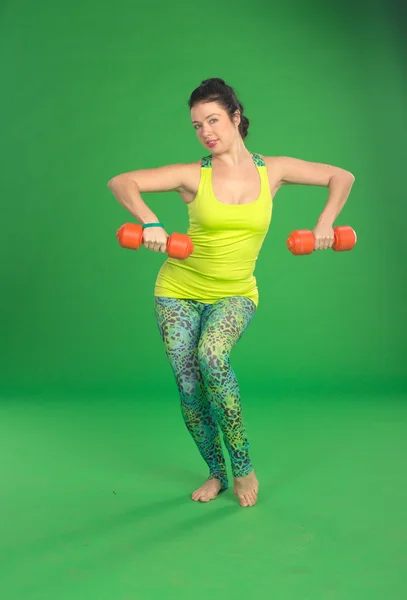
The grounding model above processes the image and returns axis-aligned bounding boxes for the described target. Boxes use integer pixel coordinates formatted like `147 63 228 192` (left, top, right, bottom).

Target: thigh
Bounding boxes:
198 296 256 369
154 297 203 377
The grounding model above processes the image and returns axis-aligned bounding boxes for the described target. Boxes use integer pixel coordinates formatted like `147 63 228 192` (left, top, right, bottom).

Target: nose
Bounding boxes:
201 123 213 137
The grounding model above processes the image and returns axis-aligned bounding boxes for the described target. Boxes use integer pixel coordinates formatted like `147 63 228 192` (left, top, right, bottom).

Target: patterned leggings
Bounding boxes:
154 295 256 491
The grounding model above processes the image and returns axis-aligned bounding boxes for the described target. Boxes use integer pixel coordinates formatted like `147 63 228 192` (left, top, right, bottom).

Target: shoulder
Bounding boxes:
176 159 203 202
254 154 286 194
253 154 285 177
182 158 204 180
256 154 283 169
181 155 214 181
256 155 355 187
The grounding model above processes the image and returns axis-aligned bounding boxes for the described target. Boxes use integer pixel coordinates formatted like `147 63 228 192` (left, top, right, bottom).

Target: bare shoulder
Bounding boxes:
177 160 202 203
258 154 355 189
256 154 286 196
107 159 202 199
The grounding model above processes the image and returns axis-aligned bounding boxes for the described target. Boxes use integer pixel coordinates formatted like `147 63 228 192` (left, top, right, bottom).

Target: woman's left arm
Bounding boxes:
264 156 355 250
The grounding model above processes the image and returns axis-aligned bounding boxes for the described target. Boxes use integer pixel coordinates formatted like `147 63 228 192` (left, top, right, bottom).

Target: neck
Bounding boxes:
212 136 250 168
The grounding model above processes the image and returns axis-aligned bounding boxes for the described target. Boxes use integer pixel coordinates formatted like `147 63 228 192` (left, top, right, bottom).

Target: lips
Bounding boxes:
207 140 218 148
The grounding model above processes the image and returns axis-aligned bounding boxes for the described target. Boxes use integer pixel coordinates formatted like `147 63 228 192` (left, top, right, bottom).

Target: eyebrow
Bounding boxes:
192 113 220 124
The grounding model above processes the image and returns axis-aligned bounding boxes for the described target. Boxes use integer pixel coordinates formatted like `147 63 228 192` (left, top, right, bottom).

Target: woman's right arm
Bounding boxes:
107 163 194 252
107 163 192 224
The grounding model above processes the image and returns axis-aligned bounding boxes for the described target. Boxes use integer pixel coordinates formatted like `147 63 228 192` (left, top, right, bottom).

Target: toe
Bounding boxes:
249 492 258 506
239 492 257 507
240 495 249 507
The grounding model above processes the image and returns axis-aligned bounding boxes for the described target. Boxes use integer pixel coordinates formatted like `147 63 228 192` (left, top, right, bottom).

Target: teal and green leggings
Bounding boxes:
154 295 256 491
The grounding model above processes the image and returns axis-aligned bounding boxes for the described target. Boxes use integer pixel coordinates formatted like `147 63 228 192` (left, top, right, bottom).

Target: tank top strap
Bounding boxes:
200 153 266 168
201 155 213 168
251 152 266 167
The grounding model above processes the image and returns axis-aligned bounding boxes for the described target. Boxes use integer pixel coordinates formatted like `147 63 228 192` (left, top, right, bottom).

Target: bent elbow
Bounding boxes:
107 175 122 190
336 170 355 186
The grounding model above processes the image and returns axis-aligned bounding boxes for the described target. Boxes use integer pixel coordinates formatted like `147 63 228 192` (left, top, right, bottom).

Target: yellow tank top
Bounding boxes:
154 152 273 307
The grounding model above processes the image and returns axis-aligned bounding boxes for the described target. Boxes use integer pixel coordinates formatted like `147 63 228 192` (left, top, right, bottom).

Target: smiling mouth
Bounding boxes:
207 140 218 147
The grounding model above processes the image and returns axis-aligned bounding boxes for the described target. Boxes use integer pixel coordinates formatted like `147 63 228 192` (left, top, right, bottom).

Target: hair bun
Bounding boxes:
201 78 226 87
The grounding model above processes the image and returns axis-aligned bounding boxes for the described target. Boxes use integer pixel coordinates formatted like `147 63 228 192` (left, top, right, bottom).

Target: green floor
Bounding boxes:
1 391 406 599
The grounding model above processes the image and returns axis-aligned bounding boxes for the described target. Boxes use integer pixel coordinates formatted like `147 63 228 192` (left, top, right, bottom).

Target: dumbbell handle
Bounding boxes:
287 225 357 255
116 223 193 260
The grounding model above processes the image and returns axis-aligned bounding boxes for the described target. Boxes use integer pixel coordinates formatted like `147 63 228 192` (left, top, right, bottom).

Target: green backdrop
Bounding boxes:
1 3 407 600
1 0 406 397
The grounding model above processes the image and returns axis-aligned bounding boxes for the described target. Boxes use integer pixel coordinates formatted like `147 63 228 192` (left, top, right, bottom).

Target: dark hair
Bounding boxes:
188 78 250 139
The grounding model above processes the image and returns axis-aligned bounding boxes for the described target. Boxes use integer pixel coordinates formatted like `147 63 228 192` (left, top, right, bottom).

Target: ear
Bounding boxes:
233 110 241 126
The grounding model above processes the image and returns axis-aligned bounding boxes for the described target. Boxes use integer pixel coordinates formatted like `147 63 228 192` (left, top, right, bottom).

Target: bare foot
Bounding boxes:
233 470 259 507
191 478 222 502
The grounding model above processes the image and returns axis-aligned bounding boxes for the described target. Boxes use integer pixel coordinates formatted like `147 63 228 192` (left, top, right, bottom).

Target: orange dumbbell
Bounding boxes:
286 225 357 255
116 223 194 260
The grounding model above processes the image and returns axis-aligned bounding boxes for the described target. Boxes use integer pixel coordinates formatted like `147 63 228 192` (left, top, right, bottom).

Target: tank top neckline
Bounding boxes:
201 152 266 208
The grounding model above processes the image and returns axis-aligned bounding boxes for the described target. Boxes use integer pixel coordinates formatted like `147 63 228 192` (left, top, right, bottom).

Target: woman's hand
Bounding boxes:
312 222 335 250
142 226 169 253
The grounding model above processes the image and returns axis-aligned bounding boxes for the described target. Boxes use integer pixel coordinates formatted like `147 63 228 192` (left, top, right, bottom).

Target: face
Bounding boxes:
191 101 240 152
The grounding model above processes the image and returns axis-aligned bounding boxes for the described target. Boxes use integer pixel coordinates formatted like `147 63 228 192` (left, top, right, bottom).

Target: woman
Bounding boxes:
108 78 355 508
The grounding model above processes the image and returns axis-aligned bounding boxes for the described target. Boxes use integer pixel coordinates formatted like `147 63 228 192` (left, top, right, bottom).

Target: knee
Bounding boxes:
172 365 200 399
198 343 229 380
163 351 197 396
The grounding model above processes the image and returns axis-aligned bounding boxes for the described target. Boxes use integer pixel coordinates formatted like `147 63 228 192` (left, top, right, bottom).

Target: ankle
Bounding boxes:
209 474 229 491
233 468 255 481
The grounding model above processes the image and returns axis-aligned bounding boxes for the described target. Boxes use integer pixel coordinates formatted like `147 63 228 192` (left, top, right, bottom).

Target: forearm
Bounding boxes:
108 176 160 225
317 173 355 226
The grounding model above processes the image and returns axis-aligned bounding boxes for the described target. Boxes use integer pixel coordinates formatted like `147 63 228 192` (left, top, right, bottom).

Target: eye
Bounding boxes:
193 118 217 130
